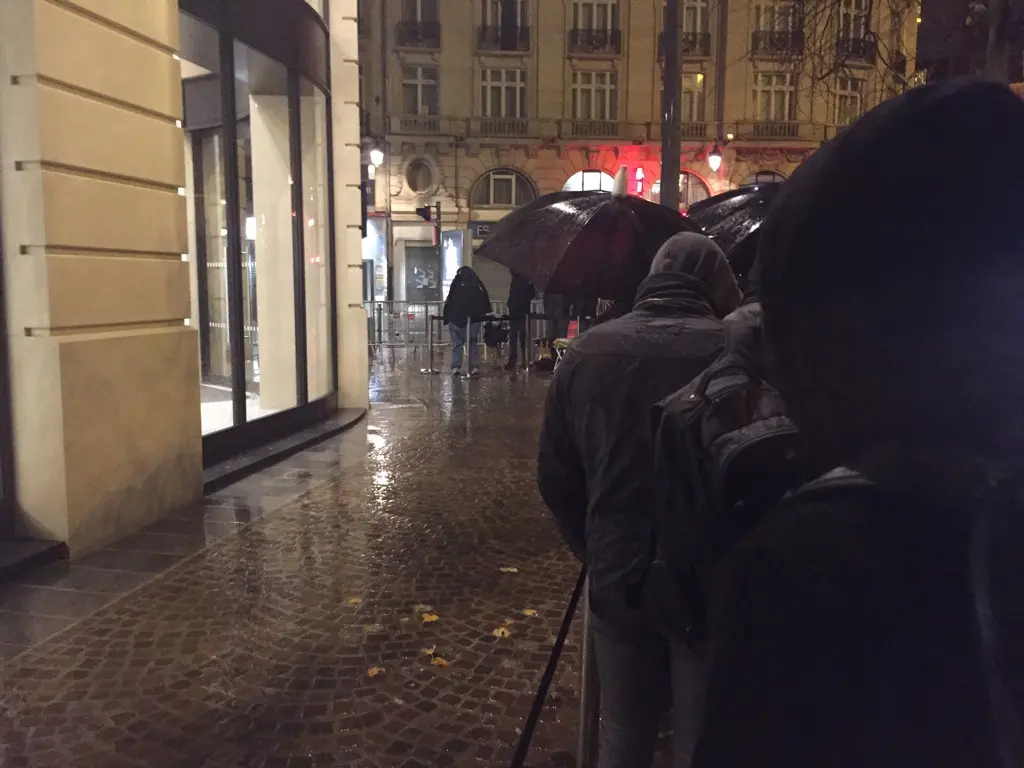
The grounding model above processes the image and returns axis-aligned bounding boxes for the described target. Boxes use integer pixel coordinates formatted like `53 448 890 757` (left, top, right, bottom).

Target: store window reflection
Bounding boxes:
300 76 332 401
235 41 298 419
180 12 236 434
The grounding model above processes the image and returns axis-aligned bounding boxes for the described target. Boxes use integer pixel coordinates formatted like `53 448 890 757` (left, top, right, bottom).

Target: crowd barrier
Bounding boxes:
364 300 549 354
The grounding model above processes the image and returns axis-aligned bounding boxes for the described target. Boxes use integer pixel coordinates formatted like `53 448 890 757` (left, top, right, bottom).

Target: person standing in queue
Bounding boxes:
505 270 535 372
442 266 491 377
537 233 741 768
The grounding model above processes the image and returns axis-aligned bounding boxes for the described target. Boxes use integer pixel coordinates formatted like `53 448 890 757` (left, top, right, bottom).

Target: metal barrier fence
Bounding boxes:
365 300 548 351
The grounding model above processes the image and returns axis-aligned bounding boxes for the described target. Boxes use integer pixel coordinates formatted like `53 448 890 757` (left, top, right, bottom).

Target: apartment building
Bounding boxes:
357 0 917 301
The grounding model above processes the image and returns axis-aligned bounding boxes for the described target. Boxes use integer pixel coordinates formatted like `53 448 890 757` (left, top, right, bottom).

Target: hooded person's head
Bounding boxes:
647 232 741 316
759 79 1024 467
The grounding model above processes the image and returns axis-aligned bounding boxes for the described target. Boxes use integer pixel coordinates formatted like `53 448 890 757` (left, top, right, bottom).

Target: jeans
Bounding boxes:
449 321 480 371
508 315 528 365
592 616 707 768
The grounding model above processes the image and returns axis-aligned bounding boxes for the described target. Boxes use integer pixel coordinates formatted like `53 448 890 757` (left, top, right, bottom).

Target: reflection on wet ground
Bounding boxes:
0 353 587 767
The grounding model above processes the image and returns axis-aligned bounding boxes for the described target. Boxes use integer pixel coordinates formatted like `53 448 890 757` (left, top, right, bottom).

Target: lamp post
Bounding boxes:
660 0 682 211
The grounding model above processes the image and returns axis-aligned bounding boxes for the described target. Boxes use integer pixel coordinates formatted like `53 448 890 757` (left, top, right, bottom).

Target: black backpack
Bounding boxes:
646 354 804 646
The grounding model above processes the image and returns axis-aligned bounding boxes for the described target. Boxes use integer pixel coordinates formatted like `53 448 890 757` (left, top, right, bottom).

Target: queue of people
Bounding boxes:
537 79 1024 768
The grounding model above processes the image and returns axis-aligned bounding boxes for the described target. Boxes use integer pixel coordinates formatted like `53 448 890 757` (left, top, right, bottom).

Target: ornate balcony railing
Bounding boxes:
395 20 441 49
751 30 805 56
657 31 712 60
568 28 623 55
836 36 876 63
477 24 531 52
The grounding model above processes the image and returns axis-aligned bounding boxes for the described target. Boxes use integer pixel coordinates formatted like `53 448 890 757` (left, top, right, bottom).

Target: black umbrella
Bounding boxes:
473 168 700 301
686 183 782 281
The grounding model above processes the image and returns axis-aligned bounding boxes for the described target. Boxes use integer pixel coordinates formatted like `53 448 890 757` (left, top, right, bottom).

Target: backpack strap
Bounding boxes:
790 466 876 504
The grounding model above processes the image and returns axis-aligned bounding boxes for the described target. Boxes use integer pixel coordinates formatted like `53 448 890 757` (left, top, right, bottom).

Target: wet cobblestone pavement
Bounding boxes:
0 355 590 767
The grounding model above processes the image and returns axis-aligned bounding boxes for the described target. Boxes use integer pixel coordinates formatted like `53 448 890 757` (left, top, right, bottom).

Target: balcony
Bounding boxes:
751 30 805 57
470 117 530 137
390 115 445 134
681 121 709 139
836 36 876 63
731 121 822 141
477 24 531 52
568 28 622 56
395 20 441 49
657 31 713 60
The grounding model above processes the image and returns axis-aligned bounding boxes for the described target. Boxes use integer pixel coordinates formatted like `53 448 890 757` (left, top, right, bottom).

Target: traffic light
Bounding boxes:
415 205 432 222
433 202 441 247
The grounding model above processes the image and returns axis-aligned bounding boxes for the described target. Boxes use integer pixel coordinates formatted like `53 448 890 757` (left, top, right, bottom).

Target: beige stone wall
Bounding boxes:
331 0 370 410
0 0 201 554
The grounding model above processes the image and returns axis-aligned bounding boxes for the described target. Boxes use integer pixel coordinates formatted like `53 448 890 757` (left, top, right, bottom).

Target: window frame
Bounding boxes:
479 68 527 119
571 70 619 121
833 75 864 125
752 71 797 122
572 0 621 31
401 65 440 116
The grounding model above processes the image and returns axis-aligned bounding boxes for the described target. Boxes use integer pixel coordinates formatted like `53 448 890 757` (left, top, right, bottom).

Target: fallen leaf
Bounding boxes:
367 666 385 677
493 627 512 639
347 597 363 606
502 618 515 627
364 623 384 633
431 656 449 667
522 609 538 617
422 613 440 624
421 646 437 656
499 567 520 574
413 604 434 612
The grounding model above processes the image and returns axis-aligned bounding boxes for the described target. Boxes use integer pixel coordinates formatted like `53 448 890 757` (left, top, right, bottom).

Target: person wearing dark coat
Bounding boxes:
505 271 535 371
538 233 741 768
692 80 1024 768
442 266 491 376
544 292 569 341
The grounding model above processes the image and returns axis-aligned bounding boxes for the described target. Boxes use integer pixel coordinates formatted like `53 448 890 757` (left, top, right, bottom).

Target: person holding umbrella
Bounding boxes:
505 270 535 372
537 232 741 768
442 266 491 377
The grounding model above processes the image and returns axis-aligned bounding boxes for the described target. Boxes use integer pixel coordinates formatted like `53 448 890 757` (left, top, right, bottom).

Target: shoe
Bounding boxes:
470 368 480 378
452 368 460 377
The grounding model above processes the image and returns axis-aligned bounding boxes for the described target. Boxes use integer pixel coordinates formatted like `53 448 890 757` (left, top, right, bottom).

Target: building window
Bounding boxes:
840 0 869 40
471 168 538 207
573 0 620 30
742 170 787 184
482 0 527 26
563 169 615 192
402 0 439 22
480 69 526 118
402 66 439 116
571 71 618 120
752 72 797 122
665 0 710 33
754 0 801 31
834 75 864 125
681 73 705 122
648 172 710 209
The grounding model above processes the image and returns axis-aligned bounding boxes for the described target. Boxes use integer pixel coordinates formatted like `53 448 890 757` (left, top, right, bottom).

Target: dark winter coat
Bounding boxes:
693 444 1024 768
507 273 535 318
537 270 728 636
442 267 491 326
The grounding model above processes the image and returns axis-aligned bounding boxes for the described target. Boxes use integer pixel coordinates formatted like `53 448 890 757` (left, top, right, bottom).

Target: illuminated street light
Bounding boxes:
708 143 723 173
369 147 385 167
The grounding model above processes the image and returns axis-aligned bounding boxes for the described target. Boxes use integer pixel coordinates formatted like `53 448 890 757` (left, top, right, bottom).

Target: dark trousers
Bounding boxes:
508 315 528 365
592 616 707 768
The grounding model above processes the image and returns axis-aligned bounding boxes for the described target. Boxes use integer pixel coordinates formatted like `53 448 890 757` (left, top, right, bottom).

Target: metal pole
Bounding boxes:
715 0 729 146
577 577 600 768
420 315 440 374
661 0 682 212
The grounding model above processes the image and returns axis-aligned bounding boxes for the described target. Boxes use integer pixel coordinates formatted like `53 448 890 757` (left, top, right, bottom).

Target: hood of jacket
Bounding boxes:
646 232 741 317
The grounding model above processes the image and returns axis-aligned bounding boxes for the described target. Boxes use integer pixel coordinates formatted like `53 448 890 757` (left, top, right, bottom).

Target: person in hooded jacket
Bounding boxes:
505 271 535 371
538 233 741 768
442 266 491 376
691 79 1024 768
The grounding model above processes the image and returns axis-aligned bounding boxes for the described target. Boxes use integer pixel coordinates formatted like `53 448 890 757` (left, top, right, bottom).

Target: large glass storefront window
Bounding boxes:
179 10 335 440
235 41 298 420
300 77 332 401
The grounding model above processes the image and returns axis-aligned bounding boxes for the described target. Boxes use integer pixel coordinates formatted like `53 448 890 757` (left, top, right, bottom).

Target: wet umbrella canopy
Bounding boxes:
473 168 700 301
686 183 782 281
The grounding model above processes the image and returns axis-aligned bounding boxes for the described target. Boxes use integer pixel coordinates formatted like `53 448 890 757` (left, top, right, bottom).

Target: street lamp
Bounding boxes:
369 147 385 167
708 143 723 173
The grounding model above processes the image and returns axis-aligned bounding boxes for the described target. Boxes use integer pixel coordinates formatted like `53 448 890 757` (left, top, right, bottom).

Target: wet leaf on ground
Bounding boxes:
522 609 538 617
367 667 385 677
413 604 434 612
422 613 440 624
499 567 520 574
493 627 512 639
364 623 384 633
431 656 449 667
347 597 363 607
421 646 437 656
